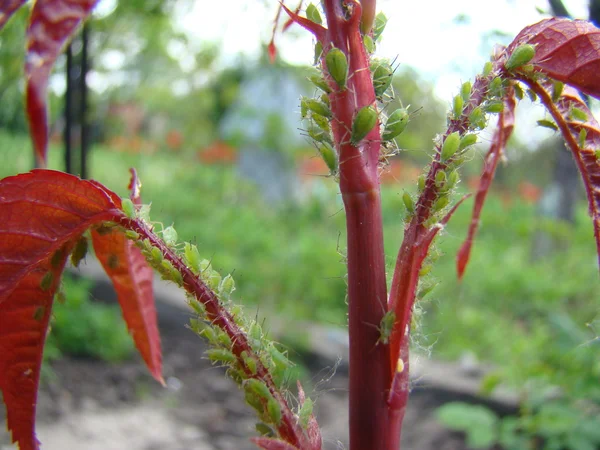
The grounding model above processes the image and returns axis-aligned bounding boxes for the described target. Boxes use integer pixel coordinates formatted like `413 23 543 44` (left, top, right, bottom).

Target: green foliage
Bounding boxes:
47 275 134 362
436 402 498 448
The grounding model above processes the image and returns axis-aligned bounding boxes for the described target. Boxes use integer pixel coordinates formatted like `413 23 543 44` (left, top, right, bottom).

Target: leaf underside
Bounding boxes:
0 0 28 31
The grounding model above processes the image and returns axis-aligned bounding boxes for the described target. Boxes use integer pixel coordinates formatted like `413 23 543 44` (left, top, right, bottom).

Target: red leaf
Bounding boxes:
90 170 163 384
0 0 27 31
456 89 517 279
251 437 299 450
507 18 600 99
0 170 123 303
0 170 126 449
0 253 69 450
26 0 99 166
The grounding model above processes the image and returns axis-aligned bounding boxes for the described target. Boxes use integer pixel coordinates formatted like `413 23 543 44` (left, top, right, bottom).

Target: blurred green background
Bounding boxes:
1 1 599 448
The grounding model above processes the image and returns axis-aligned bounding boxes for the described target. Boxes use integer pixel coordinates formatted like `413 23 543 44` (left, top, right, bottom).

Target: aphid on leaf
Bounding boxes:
188 296 206 316
447 170 460 189
162 226 178 248
244 389 265 415
267 398 282 425
206 270 222 291
40 272 53 291
33 306 45 321
452 95 464 119
70 237 88 268
122 198 136 219
488 77 504 98
417 175 426 192
505 44 536 71
300 97 309 119
570 107 588 122
382 108 409 141
441 132 461 162
206 348 236 365
537 119 558 131
351 105 378 146
306 99 332 118
579 128 588 149
298 397 314 428
419 263 432 277
325 48 348 90
184 243 201 273
378 310 396 345
306 3 322 24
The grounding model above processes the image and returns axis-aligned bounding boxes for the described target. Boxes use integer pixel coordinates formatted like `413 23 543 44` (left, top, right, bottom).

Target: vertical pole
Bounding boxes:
80 23 89 179
64 43 73 174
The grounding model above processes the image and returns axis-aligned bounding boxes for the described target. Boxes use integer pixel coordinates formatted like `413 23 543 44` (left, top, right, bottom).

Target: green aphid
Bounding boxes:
249 322 263 342
488 77 504 98
514 83 524 100
197 324 219 345
269 345 291 372
435 170 446 188
244 389 265 415
206 348 236 365
378 310 396 345
124 230 139 240
363 34 375 53
308 75 331 94
255 422 275 437
373 12 388 41
300 97 309 119
188 297 206 316
306 99 332 118
505 44 536 71
138 204 151 223
552 81 564 103
417 282 438 299
199 259 211 273
371 60 393 99
267 398 282 425
219 274 236 298
537 119 558 131
325 48 348 90
70 237 88 268
33 306 45 321
526 89 538 102
40 272 53 291
151 246 163 263
460 81 472 103
314 41 323 66
308 125 333 146
453 94 464 119
184 243 201 273
441 132 461 162
217 329 232 348
319 142 338 174
447 170 460 189
298 398 314 428
419 264 432 277
382 108 409 141
468 107 486 130
311 113 331 133
417 175 426 192
242 351 258 375
162 226 178 248
227 367 245 385
121 198 136 219
459 134 478 150
206 270 222 291
570 107 588 122
351 105 378 146
320 93 330 106
482 61 493 76
432 196 450 212
306 3 322 24
402 191 415 214
579 128 588 149
484 100 504 113
245 379 273 402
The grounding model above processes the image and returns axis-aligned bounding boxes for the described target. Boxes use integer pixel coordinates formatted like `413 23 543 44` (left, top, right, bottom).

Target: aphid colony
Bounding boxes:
120 201 312 437
300 8 408 177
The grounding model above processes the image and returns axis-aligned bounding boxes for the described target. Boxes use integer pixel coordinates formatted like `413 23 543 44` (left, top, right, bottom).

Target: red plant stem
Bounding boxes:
322 1 395 448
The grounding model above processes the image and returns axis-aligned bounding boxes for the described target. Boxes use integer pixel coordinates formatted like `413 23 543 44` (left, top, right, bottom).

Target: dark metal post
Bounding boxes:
80 23 89 179
64 44 73 174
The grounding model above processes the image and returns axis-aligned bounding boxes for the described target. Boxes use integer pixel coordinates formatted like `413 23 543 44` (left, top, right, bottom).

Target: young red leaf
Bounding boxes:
0 170 123 302
0 0 27 31
506 18 600 99
456 89 517 279
25 0 99 166
91 169 163 385
250 437 300 450
0 252 69 450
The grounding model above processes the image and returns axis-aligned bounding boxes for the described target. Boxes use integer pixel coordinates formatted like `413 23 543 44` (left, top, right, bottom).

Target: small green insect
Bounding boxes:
514 83 524 100
308 125 333 146
460 81 472 103
452 95 464 119
459 134 478 150
482 61 493 76
363 34 375 53
570 107 588 122
306 99 332 118
526 89 538 102
325 48 348 90
206 348 236 365
468 106 486 130
124 230 139 240
505 44 536 71
241 351 258 375
70 237 88 268
308 74 331 94
305 3 322 24
447 170 460 189
267 398 282 425
298 397 314 428
373 12 388 41
432 196 450 213
488 77 504 98
417 282 438 299
311 113 331 133
537 119 558 131
33 306 45 321
351 105 378 146
244 379 273 402
217 329 232 348
318 142 338 174
40 272 53 291
313 41 323 65
417 175 426 192
382 108 409 141
188 296 206 316
440 132 461 162
138 204 152 223
162 226 178 248
378 311 396 345
419 263 432 277
255 422 275 437
184 243 201 273
484 100 504 114
219 274 236 298
402 191 415 214
579 128 588 149
121 198 136 219
371 60 393 99
552 81 564 103
151 246 163 263
435 170 446 188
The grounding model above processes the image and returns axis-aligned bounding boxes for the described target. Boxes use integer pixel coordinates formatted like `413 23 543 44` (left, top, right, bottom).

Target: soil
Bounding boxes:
0 300 473 450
